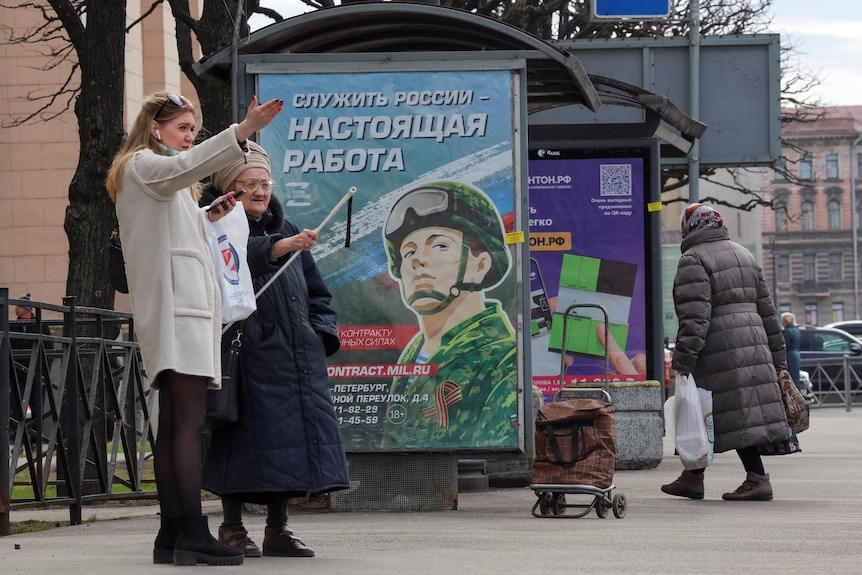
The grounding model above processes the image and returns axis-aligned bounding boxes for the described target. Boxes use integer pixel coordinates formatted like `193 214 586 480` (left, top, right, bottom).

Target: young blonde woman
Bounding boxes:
106 91 282 566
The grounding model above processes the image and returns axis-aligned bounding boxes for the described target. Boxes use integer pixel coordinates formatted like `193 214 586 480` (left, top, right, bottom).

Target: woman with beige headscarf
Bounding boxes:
201 141 348 560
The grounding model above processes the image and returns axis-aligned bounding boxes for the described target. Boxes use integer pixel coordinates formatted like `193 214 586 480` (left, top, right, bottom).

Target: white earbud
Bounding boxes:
154 129 161 141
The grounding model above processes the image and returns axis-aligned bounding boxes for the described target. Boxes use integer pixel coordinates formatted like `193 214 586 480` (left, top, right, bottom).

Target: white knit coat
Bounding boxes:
115 126 246 389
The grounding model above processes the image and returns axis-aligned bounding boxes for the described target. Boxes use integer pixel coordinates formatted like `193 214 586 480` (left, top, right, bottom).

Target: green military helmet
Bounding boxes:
383 181 510 291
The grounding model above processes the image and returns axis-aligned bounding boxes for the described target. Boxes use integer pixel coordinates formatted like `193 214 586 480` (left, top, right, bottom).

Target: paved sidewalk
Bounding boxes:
2 406 860 574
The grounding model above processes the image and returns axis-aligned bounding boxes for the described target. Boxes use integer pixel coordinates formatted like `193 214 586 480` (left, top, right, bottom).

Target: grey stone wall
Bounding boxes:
607 381 665 470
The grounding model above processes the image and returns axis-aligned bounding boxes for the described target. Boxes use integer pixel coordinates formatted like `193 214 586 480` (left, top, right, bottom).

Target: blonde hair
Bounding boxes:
781 312 796 325
106 91 201 203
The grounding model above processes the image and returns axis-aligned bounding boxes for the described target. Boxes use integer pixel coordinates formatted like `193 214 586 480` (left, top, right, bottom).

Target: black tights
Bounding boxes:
153 371 209 519
689 446 765 476
736 446 766 475
222 496 289 529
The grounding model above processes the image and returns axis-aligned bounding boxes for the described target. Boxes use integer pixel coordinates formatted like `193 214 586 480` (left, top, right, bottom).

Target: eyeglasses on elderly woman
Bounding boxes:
233 178 274 193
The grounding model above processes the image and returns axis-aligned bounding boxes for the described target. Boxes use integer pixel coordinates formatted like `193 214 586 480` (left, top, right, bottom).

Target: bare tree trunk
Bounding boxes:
62 1 126 309
170 0 239 136
53 1 126 496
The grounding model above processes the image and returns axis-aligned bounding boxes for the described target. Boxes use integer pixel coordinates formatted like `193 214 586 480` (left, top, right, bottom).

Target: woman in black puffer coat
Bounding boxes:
662 204 789 502
201 142 349 559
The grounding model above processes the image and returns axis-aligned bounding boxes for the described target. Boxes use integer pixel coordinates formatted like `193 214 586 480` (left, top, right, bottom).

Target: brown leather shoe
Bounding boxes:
722 472 773 501
660 470 705 499
263 525 315 557
218 524 262 557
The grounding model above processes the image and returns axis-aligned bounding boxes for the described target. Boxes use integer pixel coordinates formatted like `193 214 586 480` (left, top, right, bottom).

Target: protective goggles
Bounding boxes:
384 186 452 236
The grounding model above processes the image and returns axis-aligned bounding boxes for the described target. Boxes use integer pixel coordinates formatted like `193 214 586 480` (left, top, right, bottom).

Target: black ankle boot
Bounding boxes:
173 515 244 566
153 515 180 564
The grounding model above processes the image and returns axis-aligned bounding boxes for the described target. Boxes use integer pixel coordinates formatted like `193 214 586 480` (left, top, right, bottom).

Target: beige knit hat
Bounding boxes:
211 140 270 193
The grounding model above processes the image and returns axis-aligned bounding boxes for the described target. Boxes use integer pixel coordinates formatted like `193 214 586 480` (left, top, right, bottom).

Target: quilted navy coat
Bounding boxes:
201 189 349 501
671 226 790 453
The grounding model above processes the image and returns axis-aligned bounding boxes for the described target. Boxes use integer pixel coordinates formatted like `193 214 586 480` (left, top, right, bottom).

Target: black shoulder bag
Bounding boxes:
206 324 242 429
109 228 129 294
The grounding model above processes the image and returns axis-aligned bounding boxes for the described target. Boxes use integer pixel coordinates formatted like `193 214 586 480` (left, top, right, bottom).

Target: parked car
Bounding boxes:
797 325 862 399
823 320 862 338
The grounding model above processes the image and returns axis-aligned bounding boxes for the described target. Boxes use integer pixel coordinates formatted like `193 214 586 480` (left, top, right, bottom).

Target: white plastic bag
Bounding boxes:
673 373 714 470
203 202 256 323
698 386 714 464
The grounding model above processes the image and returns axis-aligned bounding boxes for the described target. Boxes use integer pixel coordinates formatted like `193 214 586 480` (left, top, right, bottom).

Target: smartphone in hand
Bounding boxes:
206 189 245 213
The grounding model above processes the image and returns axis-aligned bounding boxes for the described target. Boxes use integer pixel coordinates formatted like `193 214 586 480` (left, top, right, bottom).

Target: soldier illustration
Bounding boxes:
382 181 518 449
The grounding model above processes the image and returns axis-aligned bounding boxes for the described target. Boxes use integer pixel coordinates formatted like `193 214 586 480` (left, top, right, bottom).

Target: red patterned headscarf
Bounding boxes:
681 203 724 239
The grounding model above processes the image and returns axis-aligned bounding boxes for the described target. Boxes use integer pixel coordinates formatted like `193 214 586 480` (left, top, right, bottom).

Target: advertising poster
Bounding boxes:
258 69 523 452
528 149 648 401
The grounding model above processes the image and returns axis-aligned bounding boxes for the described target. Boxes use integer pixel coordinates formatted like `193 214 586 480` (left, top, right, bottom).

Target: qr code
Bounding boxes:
599 164 632 196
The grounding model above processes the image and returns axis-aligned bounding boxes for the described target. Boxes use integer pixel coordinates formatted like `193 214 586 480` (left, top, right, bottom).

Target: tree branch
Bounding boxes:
46 0 84 51
165 0 199 32
128 1 167 33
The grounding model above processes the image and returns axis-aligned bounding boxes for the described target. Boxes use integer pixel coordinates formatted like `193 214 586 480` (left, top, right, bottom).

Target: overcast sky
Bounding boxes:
770 0 862 106
250 0 862 107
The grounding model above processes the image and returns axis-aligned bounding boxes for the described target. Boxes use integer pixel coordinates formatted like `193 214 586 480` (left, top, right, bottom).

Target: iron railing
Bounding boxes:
1 288 156 536
800 356 861 411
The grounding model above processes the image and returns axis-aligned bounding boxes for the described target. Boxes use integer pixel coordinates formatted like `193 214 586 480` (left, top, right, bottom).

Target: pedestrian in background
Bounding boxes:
106 90 282 566
8 293 53 441
201 141 349 559
662 204 789 502
781 312 802 391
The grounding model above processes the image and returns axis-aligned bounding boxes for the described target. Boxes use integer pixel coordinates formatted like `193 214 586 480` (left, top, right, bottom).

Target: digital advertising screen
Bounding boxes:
528 141 659 401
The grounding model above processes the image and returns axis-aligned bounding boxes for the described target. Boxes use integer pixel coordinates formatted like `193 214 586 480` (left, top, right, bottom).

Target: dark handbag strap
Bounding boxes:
108 228 129 294
544 419 593 468
221 323 244 385
222 321 244 351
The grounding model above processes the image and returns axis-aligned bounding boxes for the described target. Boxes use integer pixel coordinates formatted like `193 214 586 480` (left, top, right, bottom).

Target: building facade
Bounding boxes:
761 106 862 326
0 2 200 314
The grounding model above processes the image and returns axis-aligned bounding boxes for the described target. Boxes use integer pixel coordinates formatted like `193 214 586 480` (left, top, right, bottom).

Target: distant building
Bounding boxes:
761 106 862 326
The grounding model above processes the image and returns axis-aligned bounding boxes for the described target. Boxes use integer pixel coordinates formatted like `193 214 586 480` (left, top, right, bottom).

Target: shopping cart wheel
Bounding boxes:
595 497 609 518
552 493 567 516
612 493 627 519
538 492 553 516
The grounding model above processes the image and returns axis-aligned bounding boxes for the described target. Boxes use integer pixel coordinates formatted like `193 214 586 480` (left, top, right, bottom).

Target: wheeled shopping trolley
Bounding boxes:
530 303 626 519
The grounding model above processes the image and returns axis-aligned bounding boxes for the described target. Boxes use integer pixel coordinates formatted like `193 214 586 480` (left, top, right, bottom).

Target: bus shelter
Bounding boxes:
196 3 703 509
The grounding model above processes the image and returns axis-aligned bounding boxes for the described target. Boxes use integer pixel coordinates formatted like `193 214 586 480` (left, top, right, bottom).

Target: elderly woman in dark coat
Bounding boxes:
662 204 789 502
201 142 349 558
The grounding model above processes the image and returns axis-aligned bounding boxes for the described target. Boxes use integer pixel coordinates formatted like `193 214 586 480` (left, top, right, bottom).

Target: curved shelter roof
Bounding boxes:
196 3 704 147
197 4 602 113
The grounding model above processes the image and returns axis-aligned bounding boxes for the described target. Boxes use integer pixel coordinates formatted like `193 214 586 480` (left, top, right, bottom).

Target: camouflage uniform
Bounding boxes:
383 302 518 449
382 181 518 450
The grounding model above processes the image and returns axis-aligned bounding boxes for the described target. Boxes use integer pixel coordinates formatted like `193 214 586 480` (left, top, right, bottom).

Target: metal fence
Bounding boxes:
1 288 156 536
800 356 861 411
